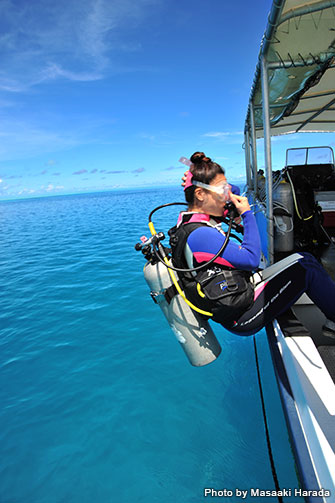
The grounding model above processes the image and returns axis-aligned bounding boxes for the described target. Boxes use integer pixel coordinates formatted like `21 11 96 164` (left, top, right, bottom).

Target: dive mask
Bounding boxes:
192 181 231 202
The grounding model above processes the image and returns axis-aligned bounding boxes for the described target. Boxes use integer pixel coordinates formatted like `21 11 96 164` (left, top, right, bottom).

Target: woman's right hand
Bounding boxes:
181 170 188 187
229 192 250 215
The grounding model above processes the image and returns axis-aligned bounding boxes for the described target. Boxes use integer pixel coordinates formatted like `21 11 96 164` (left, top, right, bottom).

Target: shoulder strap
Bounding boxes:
169 213 229 272
168 221 208 270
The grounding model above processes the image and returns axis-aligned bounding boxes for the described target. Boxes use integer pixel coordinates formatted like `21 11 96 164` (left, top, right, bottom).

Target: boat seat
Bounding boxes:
251 253 303 284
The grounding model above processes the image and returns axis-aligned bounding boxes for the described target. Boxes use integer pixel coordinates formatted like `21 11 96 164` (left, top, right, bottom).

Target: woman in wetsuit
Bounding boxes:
175 151 335 336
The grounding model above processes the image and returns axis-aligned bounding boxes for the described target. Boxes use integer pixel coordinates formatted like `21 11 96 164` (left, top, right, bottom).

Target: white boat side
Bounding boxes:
273 318 335 500
244 0 335 500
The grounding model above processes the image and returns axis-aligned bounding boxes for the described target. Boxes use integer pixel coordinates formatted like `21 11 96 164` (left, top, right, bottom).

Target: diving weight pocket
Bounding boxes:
196 269 254 325
197 270 249 300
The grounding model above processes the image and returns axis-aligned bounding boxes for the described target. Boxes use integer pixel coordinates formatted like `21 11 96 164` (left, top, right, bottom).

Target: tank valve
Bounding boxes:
135 232 165 251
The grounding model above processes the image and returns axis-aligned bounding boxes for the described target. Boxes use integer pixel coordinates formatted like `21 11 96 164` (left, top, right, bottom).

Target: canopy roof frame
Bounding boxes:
296 96 335 131
245 0 335 138
244 0 335 264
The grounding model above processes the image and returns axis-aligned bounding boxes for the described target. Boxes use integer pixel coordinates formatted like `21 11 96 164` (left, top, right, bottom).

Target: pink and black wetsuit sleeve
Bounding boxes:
186 210 261 270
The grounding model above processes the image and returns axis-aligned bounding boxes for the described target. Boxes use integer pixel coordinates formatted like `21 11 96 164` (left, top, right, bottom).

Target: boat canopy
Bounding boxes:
246 0 335 138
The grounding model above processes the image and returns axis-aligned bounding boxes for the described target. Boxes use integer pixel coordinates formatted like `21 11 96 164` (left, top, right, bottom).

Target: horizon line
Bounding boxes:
0 179 248 203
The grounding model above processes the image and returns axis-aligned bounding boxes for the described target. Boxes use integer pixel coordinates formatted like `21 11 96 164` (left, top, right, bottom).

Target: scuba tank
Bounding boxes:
135 201 238 366
143 259 221 366
273 180 294 252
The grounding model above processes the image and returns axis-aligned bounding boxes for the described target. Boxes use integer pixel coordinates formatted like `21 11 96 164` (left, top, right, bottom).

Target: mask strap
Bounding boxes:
184 171 193 190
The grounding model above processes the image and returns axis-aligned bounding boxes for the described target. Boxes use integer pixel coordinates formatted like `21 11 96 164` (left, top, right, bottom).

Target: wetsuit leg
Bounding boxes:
229 252 335 336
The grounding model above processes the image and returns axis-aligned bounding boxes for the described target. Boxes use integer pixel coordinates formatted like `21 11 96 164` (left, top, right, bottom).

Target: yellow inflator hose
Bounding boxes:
148 221 213 317
286 172 314 221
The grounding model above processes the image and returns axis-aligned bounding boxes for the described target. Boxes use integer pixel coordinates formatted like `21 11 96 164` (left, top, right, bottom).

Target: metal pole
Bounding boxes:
244 129 252 189
245 0 285 115
261 55 274 265
278 0 335 28
249 102 258 195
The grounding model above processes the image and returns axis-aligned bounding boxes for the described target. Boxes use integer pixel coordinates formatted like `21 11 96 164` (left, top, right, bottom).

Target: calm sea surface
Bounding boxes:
0 188 303 503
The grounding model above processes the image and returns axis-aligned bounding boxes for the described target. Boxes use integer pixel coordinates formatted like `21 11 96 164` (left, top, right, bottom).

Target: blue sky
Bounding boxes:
0 0 334 200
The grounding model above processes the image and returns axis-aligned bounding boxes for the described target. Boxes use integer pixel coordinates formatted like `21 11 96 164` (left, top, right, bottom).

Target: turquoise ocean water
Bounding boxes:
0 187 304 503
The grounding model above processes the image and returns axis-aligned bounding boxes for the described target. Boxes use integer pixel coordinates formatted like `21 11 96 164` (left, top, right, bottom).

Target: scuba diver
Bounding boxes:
172 151 335 337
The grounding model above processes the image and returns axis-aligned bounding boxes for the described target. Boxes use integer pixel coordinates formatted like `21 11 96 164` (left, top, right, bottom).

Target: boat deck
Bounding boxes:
288 302 335 384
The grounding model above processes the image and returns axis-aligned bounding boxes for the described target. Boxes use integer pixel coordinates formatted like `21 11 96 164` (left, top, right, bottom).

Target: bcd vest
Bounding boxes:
168 215 254 327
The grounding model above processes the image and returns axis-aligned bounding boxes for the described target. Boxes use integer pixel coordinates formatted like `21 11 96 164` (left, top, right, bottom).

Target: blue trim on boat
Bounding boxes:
266 321 323 503
248 197 268 262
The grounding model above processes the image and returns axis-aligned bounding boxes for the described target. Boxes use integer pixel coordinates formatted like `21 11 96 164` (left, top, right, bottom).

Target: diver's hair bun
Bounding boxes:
190 151 212 165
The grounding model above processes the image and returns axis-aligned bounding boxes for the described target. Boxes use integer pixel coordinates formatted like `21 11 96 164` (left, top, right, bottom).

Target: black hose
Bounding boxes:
253 336 283 503
148 202 187 222
152 216 234 273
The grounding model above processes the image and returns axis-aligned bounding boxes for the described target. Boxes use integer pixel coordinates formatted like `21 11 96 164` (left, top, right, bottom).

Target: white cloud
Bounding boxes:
203 131 244 138
139 133 156 141
0 114 119 161
0 119 81 160
18 188 36 195
0 0 161 91
3 182 66 198
37 63 102 84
